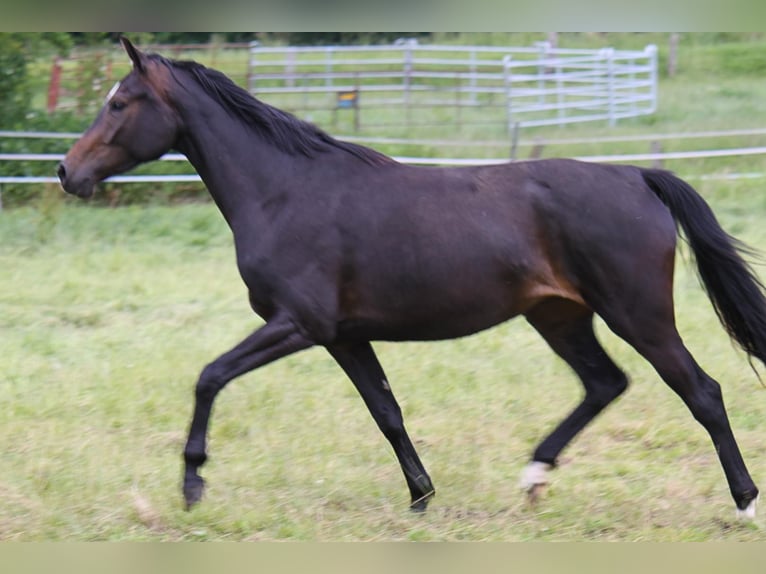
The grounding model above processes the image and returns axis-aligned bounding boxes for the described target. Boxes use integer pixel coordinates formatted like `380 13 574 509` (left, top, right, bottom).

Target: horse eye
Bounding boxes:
110 100 126 112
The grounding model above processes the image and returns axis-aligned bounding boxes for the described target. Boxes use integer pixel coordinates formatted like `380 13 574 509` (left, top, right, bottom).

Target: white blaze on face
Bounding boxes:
105 81 121 106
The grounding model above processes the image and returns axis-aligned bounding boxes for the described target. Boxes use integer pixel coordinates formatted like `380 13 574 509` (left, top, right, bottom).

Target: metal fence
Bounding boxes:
502 44 658 129
248 40 658 132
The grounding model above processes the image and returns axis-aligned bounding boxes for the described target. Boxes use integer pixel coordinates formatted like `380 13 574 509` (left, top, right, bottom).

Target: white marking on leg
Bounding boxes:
520 461 552 491
736 495 758 520
381 378 391 392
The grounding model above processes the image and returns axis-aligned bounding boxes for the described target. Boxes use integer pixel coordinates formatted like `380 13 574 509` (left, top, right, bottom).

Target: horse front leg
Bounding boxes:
182 314 313 509
327 341 435 511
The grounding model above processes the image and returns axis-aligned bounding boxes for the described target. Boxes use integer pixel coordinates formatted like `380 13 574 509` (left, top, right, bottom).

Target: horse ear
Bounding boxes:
120 36 146 73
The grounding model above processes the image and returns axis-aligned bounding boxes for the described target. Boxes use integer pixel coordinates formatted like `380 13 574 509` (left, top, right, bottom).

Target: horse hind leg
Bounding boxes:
521 299 629 502
597 293 760 518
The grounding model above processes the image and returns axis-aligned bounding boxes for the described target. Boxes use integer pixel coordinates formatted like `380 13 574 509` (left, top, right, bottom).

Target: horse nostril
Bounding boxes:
57 162 67 183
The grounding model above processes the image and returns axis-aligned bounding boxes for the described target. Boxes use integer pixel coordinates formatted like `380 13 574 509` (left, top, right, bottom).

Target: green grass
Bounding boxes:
2 184 766 541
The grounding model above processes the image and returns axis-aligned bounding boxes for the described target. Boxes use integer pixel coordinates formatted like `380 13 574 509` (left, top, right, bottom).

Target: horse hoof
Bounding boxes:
527 483 547 505
736 496 758 520
183 476 205 510
410 490 435 513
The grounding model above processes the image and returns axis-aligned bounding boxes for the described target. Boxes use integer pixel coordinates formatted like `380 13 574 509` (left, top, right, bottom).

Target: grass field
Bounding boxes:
2 178 766 541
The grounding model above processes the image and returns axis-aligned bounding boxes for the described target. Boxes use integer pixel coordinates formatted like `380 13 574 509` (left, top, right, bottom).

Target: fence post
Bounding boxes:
403 38 417 113
668 34 679 77
247 41 259 93
647 44 659 114
651 140 663 168
286 48 296 88
603 48 616 127
469 49 477 105
556 57 565 127
510 122 520 160
354 73 361 132
325 46 333 90
535 41 550 106
503 55 514 134
528 141 546 159
455 73 462 130
47 57 62 114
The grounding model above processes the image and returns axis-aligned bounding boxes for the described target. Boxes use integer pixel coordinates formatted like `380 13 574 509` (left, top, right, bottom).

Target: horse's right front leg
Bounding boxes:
182 314 313 509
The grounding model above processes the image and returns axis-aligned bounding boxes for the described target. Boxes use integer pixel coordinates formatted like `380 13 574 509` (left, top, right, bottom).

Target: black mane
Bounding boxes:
151 54 393 166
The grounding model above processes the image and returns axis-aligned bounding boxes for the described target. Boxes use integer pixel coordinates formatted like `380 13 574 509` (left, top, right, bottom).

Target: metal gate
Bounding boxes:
248 40 658 132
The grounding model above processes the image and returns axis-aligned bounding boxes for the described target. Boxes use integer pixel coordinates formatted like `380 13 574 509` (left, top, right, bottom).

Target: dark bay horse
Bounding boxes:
59 38 766 518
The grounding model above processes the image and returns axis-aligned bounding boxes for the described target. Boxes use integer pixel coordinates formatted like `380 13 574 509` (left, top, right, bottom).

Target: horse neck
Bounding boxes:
173 101 305 232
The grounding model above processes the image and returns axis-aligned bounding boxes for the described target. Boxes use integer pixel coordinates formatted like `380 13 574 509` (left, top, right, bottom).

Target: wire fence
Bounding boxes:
3 129 766 200
4 145 766 179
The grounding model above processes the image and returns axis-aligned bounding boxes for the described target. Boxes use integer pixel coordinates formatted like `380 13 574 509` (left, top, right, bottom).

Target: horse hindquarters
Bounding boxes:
524 235 758 514
578 202 759 515
524 162 759 515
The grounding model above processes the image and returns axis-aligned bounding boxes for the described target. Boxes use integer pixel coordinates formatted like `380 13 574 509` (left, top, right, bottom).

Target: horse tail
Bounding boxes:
641 167 766 371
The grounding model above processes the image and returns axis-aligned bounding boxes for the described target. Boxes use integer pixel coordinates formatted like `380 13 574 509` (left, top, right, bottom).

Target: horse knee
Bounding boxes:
196 362 228 402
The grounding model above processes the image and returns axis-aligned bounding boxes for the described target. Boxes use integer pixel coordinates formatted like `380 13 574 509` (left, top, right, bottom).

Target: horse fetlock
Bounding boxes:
736 493 759 520
183 448 207 468
413 473 434 493
520 461 553 492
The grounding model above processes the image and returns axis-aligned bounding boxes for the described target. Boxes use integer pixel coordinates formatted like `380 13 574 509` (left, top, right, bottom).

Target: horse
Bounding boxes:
59 37 766 519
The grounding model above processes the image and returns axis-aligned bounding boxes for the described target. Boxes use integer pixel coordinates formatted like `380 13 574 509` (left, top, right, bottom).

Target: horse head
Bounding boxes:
58 37 181 198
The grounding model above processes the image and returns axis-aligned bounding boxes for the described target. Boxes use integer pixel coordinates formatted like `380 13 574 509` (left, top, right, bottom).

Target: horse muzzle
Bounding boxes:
57 161 95 199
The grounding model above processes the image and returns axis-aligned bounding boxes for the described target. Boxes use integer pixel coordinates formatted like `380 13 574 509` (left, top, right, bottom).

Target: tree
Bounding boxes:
0 35 29 128
0 33 71 128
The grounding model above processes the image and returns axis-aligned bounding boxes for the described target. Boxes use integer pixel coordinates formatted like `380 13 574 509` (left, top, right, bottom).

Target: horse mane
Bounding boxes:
150 54 394 166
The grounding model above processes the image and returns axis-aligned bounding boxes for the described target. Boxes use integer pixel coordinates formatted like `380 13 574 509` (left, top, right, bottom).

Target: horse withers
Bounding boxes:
59 37 766 519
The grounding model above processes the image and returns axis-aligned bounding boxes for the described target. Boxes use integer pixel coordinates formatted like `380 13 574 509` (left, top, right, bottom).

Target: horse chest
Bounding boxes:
235 253 279 313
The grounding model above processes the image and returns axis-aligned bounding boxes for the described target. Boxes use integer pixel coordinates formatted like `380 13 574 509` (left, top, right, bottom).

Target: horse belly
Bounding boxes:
335 177 582 342
337 259 540 342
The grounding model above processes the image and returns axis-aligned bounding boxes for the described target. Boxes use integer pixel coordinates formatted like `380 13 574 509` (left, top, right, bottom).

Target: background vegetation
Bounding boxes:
4 32 766 206
2 33 766 541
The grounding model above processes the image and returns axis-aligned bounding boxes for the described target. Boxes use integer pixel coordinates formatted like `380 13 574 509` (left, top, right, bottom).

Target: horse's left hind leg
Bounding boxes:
521 299 629 500
328 341 435 511
601 306 760 518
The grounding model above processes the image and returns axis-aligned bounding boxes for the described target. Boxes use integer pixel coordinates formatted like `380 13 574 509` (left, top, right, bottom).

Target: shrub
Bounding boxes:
0 35 30 129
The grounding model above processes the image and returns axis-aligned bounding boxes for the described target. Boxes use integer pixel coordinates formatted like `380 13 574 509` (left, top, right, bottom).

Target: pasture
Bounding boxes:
2 178 766 540
4 34 766 541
